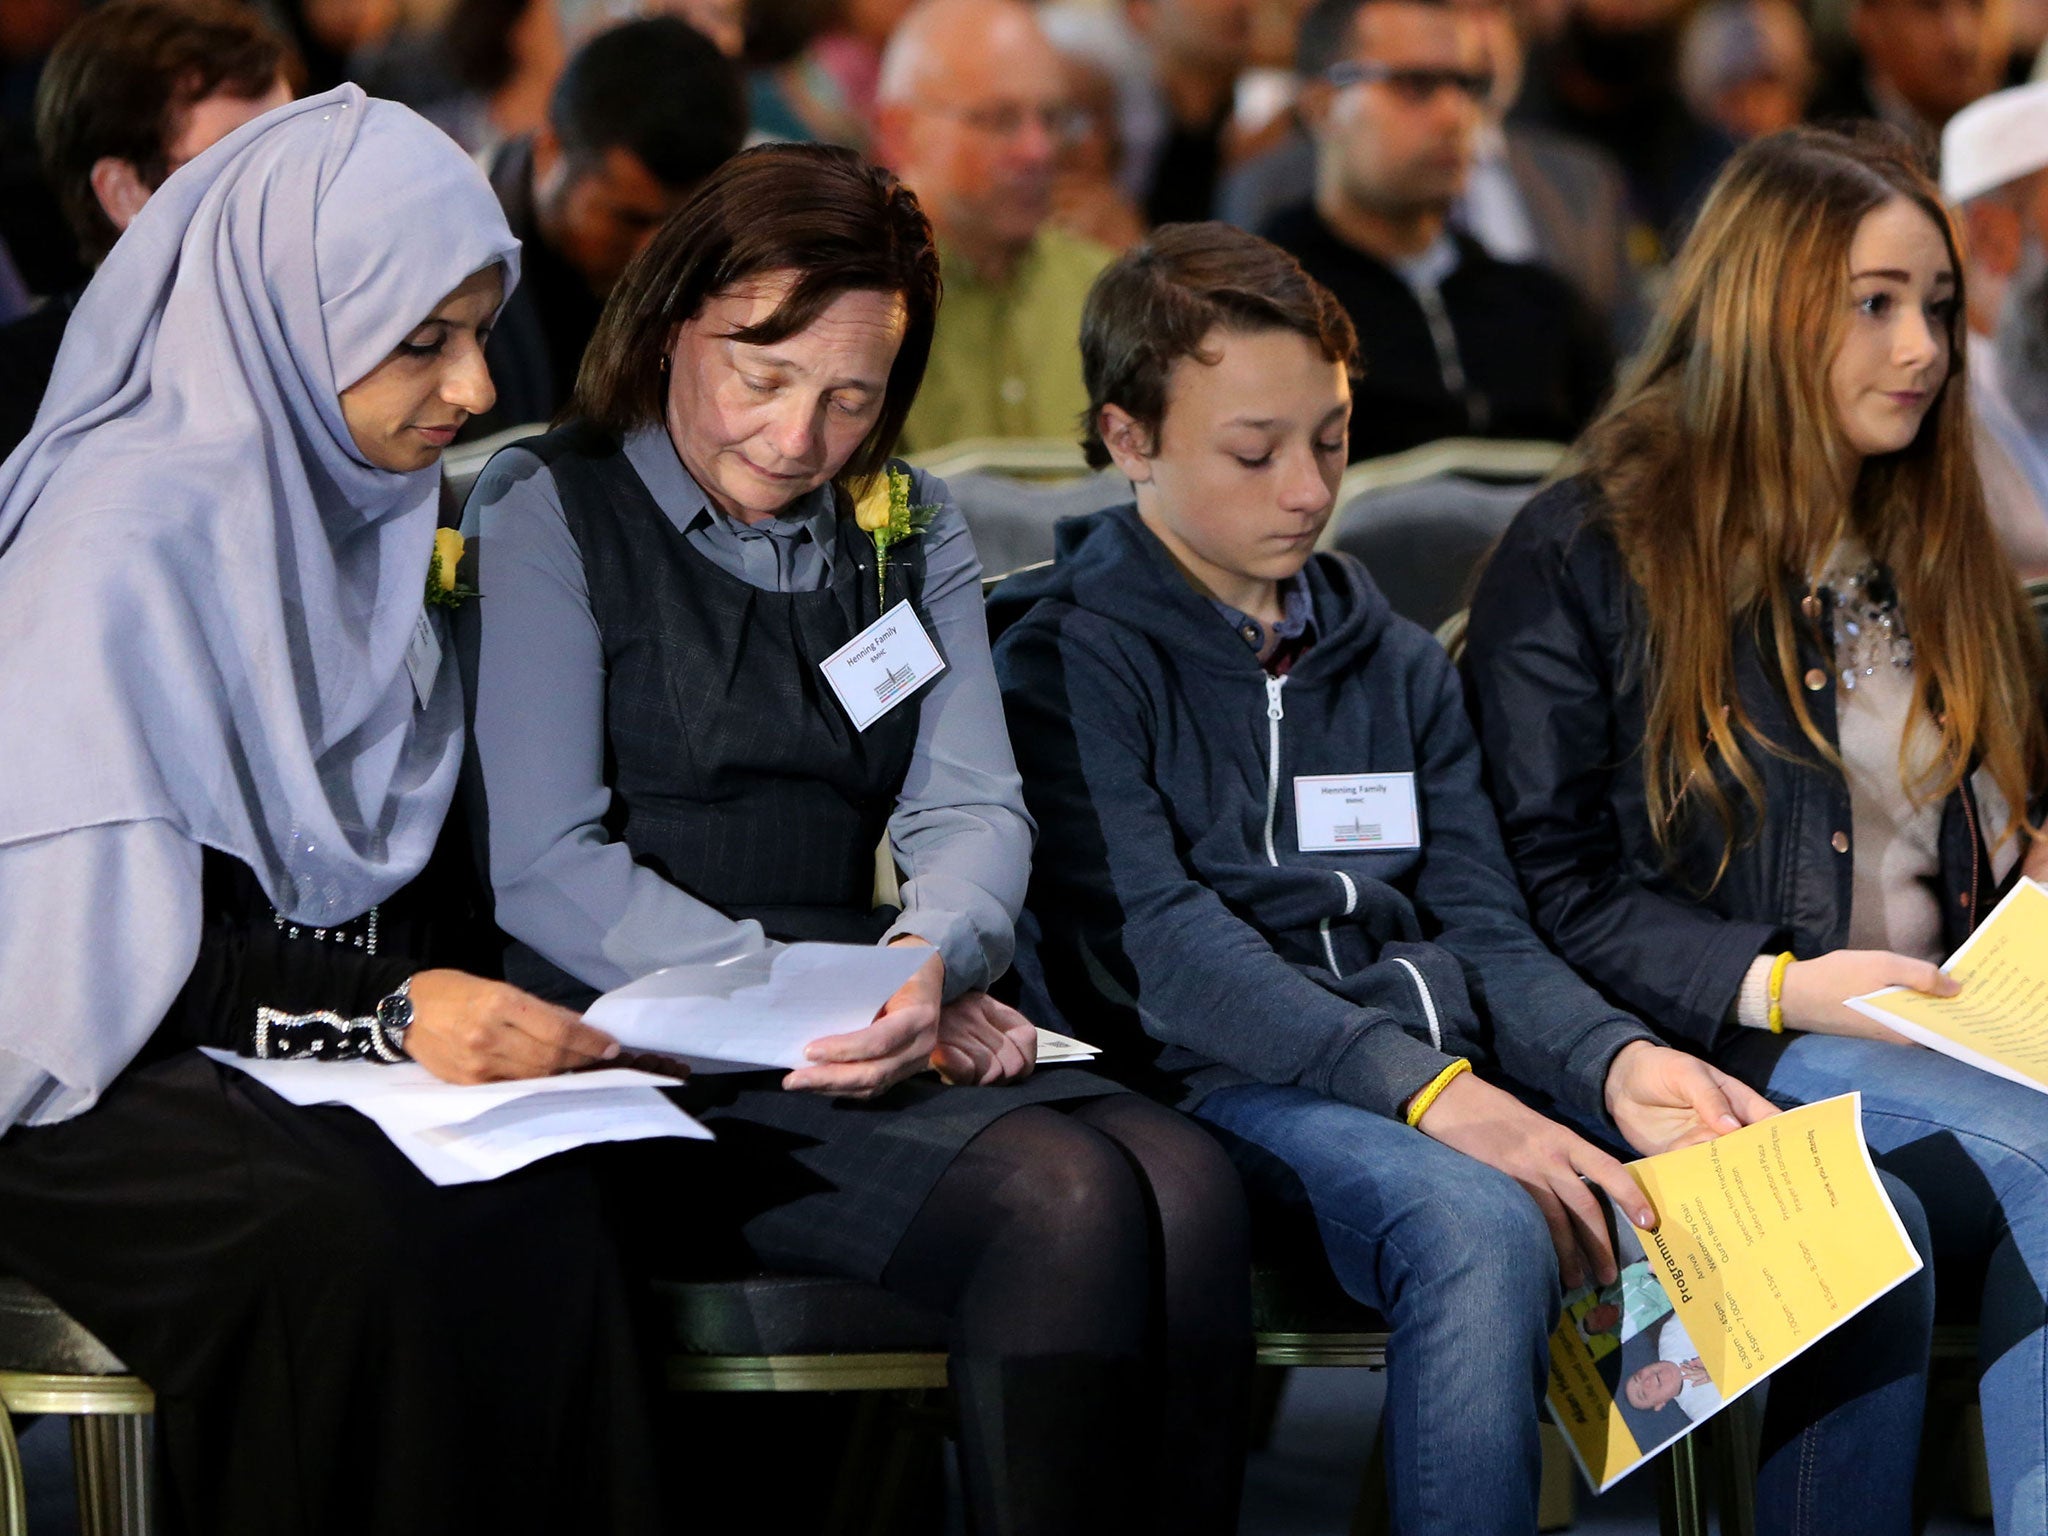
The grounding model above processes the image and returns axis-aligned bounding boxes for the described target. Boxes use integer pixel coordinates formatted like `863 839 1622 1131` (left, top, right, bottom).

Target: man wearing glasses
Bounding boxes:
1264 0 1614 460
875 0 1114 453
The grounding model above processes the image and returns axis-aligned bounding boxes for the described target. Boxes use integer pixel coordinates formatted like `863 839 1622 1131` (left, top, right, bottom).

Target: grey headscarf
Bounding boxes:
0 85 520 1123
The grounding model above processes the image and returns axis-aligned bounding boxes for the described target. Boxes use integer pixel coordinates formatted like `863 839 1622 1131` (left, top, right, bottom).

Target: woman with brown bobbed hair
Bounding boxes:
461 142 1252 1535
1464 124 2048 1532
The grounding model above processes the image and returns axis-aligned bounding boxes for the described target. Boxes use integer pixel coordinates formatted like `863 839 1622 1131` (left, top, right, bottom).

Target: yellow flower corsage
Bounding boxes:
851 464 940 608
425 527 477 608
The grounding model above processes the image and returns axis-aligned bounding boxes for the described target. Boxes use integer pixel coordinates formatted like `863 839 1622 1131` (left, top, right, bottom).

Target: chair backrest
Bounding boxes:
907 436 1094 483
441 421 548 514
946 469 1131 582
1329 473 1542 634
1319 439 1567 550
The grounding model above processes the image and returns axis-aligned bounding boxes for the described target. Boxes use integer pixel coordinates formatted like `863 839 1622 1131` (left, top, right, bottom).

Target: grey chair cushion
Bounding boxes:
1329 475 1539 634
0 1277 130 1375
947 470 1131 581
439 421 549 518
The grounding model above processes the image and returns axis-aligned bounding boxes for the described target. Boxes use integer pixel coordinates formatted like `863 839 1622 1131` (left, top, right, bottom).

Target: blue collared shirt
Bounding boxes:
621 428 843 589
1209 572 1317 663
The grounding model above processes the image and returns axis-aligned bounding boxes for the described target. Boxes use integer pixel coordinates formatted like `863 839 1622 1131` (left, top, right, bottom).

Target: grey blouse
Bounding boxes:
462 425 1035 1002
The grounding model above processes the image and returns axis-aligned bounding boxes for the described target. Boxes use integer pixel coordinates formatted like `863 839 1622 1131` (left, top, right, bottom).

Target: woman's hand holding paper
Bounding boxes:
783 941 944 1099
930 993 1039 1085
1603 1040 1776 1155
405 971 622 1083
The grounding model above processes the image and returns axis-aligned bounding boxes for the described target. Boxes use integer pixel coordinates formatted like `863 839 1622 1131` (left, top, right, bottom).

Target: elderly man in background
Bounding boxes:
875 0 1113 453
0 0 293 457
1039 0 1262 227
1676 0 1815 141
1267 0 1613 459
1944 81 2048 578
468 14 746 439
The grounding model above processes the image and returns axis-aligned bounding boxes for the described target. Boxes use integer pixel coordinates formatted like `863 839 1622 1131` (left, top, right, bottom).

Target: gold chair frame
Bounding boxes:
0 1372 154 1536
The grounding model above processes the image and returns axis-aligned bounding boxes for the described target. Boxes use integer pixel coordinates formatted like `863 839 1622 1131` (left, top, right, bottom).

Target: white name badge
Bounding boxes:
819 599 947 731
1294 772 1422 852
405 609 444 709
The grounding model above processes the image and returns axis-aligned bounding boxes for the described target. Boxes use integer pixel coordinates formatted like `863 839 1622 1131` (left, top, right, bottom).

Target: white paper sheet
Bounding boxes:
198 1050 683 1129
200 1050 711 1185
582 942 931 1071
398 1087 712 1185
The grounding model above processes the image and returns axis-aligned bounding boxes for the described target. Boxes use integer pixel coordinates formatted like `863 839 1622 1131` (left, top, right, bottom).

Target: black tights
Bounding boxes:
879 1097 1253 1536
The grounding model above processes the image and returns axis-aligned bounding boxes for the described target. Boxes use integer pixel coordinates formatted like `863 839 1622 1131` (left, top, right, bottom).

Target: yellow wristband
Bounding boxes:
1766 951 1795 1035
1404 1058 1472 1128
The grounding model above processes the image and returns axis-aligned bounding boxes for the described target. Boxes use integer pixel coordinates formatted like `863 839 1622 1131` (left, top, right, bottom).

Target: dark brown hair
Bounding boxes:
1078 222 1360 468
571 143 942 485
35 0 296 265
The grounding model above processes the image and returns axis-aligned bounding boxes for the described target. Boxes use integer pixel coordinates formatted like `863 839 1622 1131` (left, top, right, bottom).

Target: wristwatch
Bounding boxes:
370 976 416 1063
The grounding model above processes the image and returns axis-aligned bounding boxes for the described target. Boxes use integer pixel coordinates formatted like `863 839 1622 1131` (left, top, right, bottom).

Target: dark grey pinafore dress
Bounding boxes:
505 422 1117 1281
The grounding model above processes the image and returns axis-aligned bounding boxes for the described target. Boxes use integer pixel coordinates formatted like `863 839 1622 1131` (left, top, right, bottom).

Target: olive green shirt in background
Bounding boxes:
902 226 1113 454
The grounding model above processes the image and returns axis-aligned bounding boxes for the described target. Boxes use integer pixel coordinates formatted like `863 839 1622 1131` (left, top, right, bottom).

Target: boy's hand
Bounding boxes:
1412 1071 1654 1291
1603 1040 1776 1156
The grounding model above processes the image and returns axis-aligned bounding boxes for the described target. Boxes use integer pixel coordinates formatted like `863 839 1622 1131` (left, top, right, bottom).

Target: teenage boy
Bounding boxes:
989 223 1777 1532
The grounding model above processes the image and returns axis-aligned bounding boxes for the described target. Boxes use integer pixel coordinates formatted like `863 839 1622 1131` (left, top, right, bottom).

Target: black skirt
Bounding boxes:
679 1065 1123 1283
0 1051 669 1536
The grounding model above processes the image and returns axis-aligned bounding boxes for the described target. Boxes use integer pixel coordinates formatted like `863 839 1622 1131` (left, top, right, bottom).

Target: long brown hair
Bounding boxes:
571 142 942 485
1579 125 2046 878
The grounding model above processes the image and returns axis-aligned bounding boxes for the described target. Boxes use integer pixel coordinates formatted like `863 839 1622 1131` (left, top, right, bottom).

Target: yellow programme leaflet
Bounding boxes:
1846 877 2048 1094
1545 1094 1921 1491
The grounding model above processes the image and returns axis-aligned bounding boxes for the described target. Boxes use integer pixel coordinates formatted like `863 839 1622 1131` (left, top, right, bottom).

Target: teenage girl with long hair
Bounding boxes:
1464 124 2048 1532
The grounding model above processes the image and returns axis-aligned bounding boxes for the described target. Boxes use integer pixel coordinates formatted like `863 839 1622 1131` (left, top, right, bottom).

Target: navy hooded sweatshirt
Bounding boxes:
990 503 1654 1123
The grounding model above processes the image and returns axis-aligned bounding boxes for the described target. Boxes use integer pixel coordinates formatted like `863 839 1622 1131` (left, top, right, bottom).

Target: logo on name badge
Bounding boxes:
875 663 917 706
819 599 947 731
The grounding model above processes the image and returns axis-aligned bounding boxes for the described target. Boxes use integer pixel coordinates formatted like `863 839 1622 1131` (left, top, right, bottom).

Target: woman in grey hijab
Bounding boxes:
0 87 667 1534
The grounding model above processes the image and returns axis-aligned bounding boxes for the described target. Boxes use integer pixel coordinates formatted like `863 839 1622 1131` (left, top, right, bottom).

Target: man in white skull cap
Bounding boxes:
1944 81 2048 579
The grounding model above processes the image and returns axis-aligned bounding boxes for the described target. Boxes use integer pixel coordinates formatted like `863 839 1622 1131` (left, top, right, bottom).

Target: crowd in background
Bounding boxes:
4 0 2048 1531
7 0 2048 546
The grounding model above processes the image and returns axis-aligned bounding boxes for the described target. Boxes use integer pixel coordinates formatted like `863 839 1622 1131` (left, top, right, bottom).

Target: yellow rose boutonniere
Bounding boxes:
425 527 477 609
851 464 940 608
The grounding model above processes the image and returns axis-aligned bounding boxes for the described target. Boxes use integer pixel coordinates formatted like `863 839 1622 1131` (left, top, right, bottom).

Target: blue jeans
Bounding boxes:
1196 1079 1933 1536
1728 1032 2048 1535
